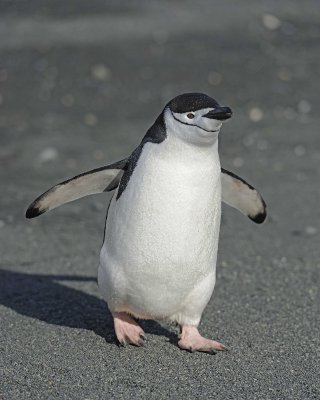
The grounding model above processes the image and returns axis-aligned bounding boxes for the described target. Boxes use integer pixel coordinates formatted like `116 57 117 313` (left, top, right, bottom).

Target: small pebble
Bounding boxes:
294 145 306 157
277 68 292 81
233 157 244 168
243 134 255 147
273 162 283 171
61 94 74 107
84 113 98 126
91 64 112 81
249 107 264 122
208 71 222 86
262 14 281 30
220 261 228 267
257 139 268 151
305 226 317 236
37 147 59 163
298 100 311 114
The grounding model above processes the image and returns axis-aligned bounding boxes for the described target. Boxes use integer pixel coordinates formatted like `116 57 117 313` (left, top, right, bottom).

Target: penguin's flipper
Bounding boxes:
26 159 127 219
221 168 267 224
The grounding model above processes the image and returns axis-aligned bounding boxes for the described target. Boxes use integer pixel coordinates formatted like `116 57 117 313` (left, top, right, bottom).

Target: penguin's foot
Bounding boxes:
113 312 146 347
178 325 228 354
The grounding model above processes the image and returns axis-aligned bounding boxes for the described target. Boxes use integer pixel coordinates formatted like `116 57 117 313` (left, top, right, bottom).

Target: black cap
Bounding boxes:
167 93 220 113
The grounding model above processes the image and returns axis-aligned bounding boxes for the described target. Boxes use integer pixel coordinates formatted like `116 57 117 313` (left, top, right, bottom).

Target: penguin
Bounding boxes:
26 93 266 354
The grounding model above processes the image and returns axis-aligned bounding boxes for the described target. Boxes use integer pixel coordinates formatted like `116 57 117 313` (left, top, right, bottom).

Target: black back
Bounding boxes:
116 111 167 200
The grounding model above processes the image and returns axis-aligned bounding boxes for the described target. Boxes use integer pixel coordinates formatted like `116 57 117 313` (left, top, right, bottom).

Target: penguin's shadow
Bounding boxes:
0 269 176 345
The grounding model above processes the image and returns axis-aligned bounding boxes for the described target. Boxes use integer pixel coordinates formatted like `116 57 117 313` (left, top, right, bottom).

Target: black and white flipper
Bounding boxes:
25 159 127 219
221 168 267 224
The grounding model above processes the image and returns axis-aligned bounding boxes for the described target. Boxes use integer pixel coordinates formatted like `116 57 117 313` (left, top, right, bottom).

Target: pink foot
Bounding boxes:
178 325 228 354
113 312 146 347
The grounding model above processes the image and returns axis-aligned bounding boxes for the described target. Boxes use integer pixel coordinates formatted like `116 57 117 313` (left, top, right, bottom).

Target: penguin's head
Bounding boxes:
164 93 232 146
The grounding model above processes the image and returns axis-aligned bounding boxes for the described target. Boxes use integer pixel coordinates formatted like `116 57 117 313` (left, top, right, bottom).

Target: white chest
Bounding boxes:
103 136 221 272
99 136 221 319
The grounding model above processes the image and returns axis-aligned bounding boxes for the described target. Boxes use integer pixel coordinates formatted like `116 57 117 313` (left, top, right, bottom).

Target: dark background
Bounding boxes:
1 1 319 399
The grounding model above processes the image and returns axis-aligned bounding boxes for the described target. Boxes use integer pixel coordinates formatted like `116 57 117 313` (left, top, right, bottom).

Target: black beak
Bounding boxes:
203 106 233 121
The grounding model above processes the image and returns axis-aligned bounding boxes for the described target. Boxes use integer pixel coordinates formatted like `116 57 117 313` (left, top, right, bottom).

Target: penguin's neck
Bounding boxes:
155 131 220 169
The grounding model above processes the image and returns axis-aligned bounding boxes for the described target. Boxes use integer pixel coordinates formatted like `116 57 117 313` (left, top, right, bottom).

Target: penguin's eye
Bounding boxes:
187 113 195 119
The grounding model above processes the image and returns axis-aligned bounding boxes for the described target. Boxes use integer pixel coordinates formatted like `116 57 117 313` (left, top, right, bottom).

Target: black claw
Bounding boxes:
137 339 145 347
118 339 126 347
139 333 147 341
220 345 229 351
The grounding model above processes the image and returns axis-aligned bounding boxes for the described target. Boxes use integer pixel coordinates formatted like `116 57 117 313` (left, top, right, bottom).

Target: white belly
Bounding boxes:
98 140 221 325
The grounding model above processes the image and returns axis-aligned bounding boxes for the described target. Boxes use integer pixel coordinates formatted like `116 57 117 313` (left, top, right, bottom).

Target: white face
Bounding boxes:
166 107 223 146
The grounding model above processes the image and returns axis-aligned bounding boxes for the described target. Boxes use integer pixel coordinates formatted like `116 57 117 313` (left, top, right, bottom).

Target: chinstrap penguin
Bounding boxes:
26 93 266 354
